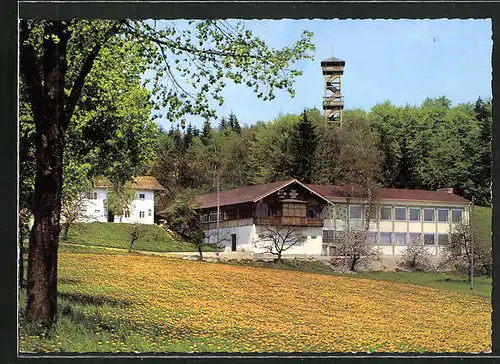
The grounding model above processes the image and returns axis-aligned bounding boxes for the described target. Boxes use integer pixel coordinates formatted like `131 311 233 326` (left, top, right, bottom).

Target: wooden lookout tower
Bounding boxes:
321 57 345 124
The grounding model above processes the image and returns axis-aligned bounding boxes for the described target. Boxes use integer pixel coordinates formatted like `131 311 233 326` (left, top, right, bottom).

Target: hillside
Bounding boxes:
63 222 195 252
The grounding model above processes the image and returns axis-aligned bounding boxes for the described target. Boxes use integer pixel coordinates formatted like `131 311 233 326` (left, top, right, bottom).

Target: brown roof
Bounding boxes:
92 176 166 191
194 180 469 209
194 179 296 209
307 184 469 204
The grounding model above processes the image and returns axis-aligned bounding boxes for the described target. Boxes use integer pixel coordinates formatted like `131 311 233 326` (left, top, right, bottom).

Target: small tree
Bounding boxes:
253 224 306 263
166 197 227 260
440 222 491 280
397 244 435 272
60 191 95 240
128 223 148 252
104 185 136 222
335 229 381 272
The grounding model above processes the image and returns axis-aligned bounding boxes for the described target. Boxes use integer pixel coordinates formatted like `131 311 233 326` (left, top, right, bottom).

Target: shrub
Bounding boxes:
397 245 435 272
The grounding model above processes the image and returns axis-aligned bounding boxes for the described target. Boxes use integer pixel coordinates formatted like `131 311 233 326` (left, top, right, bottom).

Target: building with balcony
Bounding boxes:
194 179 470 256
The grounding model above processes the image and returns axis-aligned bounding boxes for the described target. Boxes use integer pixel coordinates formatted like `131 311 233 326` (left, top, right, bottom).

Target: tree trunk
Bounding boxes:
129 238 136 252
26 117 64 326
350 255 358 272
19 243 25 289
197 246 204 261
24 21 70 327
62 222 70 240
274 252 283 264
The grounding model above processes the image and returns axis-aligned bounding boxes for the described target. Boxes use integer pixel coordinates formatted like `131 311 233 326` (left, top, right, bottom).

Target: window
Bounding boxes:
200 214 208 223
438 209 449 222
139 193 146 200
368 206 378 221
380 206 392 220
208 212 223 223
86 192 98 200
139 211 145 218
310 235 317 239
409 233 421 245
124 209 130 218
94 209 100 214
349 205 362 219
452 209 463 222
148 209 152 217
394 233 407 246
409 208 421 221
366 232 377 244
438 234 449 246
424 208 435 222
423 233 435 245
322 230 335 244
394 207 406 221
379 232 392 246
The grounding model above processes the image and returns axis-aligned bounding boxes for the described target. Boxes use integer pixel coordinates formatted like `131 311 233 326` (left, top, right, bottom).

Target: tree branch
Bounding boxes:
64 20 126 127
20 20 44 123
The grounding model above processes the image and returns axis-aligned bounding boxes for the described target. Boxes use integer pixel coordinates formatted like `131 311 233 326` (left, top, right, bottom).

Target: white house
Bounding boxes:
80 176 166 224
194 179 470 257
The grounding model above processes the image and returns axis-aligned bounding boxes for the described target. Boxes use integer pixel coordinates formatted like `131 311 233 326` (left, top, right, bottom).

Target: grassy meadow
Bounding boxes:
62 222 197 252
19 250 491 354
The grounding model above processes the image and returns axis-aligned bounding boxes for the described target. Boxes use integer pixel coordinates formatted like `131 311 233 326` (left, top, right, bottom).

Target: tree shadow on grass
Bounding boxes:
58 292 132 308
58 278 84 285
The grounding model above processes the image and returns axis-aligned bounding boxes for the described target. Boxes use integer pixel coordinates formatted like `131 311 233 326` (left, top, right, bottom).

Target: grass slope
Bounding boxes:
64 222 195 252
227 259 491 298
474 206 492 247
19 252 491 353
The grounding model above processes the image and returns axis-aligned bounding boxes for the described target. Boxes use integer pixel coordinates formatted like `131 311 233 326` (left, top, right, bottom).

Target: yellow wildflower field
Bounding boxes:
20 252 491 353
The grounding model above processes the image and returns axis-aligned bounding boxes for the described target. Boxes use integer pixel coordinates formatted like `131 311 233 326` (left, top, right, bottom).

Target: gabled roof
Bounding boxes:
92 176 166 191
307 184 469 204
194 179 296 209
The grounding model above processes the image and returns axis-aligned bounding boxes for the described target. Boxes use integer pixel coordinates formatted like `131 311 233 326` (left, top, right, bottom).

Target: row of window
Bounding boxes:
323 230 449 246
347 205 464 223
92 209 152 218
86 192 147 200
200 212 225 223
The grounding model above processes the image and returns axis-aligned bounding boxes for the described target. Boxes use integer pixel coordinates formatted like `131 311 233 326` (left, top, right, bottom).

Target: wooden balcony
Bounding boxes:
254 216 324 227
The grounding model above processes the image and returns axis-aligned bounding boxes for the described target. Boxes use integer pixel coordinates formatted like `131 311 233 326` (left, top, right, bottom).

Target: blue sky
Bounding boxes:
155 19 492 130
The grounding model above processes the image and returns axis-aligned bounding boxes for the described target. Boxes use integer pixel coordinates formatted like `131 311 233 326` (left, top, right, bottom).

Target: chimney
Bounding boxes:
437 188 453 194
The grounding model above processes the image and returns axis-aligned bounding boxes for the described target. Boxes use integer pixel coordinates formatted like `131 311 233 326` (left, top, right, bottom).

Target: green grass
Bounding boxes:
223 259 491 298
474 206 492 247
63 222 199 252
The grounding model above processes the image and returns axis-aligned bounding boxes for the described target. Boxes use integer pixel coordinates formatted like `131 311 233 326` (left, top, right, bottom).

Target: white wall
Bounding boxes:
80 188 156 225
204 224 323 256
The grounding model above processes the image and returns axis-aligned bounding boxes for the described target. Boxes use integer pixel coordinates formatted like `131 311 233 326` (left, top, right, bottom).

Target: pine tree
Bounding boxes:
219 117 228 130
228 111 241 134
288 109 318 183
192 126 200 137
202 119 212 145
472 97 492 205
184 123 194 149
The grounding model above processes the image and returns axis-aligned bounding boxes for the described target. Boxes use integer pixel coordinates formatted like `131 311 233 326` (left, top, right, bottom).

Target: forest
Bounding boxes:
150 97 492 209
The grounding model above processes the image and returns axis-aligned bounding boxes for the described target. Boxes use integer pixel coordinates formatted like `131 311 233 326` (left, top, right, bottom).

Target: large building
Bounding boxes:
194 179 469 256
79 176 166 224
